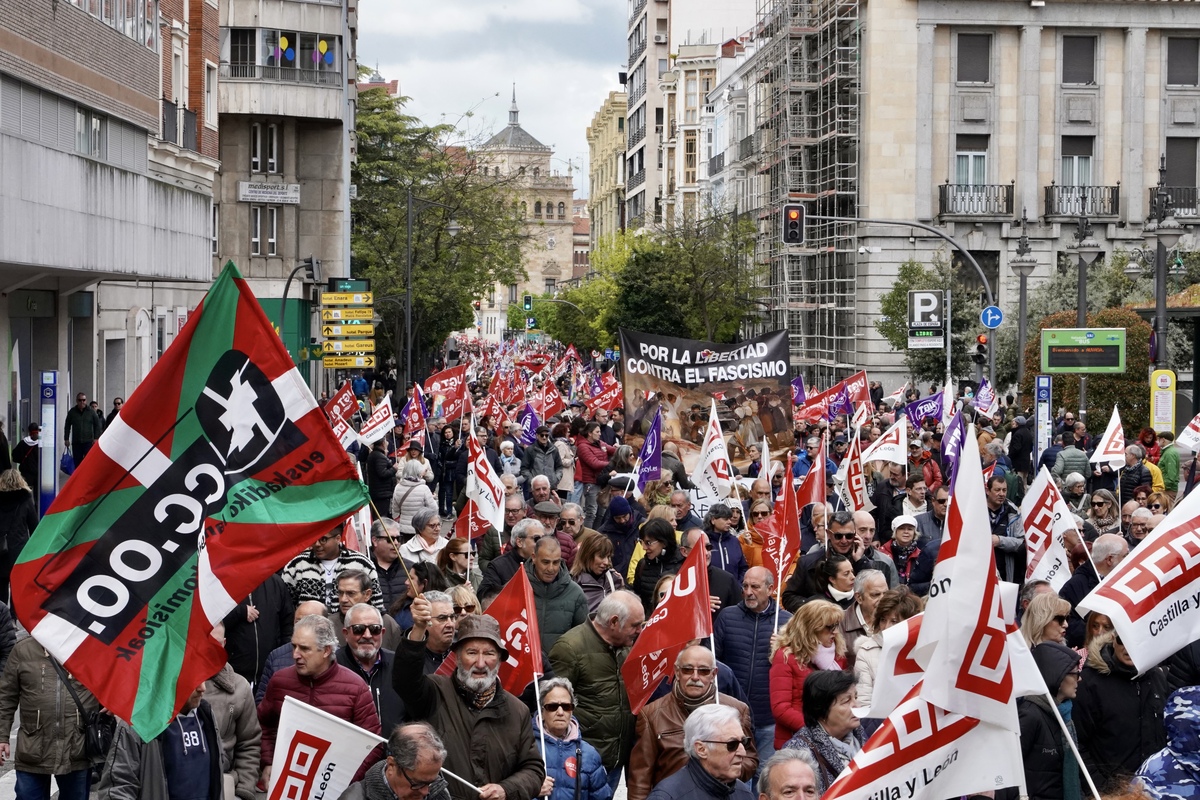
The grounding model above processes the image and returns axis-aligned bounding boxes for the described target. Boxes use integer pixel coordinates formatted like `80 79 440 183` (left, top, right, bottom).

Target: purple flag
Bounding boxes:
941 410 967 488
975 377 998 416
636 407 663 494
903 391 945 430
828 384 854 422
518 402 540 446
791 376 807 406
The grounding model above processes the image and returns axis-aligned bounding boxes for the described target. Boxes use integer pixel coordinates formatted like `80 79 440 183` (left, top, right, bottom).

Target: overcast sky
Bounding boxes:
356 0 629 200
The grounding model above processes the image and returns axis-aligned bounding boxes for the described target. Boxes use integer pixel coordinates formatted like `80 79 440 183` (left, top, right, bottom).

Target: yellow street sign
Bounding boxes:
320 291 374 305
321 308 374 321
323 355 377 368
322 323 376 338
322 340 376 353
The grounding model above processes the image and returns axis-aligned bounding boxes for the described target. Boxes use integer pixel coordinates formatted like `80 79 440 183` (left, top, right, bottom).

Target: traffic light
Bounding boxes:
473 300 481 310
782 204 805 245
522 294 533 312
972 334 989 364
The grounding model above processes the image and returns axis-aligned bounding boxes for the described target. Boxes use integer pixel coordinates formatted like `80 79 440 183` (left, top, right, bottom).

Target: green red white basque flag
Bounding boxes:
12 262 369 741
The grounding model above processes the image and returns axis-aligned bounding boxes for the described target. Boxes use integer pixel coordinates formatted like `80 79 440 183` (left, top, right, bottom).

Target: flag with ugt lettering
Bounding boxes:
12 263 369 741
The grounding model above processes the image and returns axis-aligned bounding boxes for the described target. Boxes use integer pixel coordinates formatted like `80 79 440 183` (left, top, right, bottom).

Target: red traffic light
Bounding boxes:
975 334 989 346
473 300 481 310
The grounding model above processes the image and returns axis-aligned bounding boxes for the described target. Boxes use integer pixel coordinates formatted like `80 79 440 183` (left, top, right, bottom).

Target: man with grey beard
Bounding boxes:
336 603 404 735
392 596 544 800
626 646 757 800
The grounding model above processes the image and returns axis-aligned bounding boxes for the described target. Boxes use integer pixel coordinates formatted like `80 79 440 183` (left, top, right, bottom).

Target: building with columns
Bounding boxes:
475 92 575 342
586 90 627 247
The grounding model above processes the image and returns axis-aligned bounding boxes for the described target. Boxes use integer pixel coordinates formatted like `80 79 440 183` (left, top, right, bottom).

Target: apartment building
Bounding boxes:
586 90 627 246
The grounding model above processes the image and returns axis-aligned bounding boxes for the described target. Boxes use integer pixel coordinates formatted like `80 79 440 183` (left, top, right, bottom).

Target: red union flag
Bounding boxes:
399 384 428 449
1090 405 1126 467
918 426 1018 732
424 365 469 421
454 499 492 541
486 568 543 694
585 381 623 415
12 263 368 740
267 697 384 800
825 682 1024 800
1020 467 1074 591
477 393 507 425
539 380 567 419
1078 477 1200 674
621 543 712 714
759 454 802 587
794 435 826 510
357 393 395 446
326 380 357 424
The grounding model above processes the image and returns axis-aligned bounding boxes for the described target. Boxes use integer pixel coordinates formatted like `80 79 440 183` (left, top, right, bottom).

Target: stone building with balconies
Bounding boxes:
586 90 627 248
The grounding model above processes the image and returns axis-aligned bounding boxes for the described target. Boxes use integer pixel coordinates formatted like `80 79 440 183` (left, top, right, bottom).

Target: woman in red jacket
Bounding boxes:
573 421 615 529
769 599 847 749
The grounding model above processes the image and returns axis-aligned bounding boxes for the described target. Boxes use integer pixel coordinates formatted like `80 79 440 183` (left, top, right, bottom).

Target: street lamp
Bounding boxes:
405 186 460 391
1009 209 1038 387
1068 216 1102 424
279 256 319 361
1125 155 1183 370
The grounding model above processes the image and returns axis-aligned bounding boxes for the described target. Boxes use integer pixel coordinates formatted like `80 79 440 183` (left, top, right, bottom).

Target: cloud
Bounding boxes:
357 0 629 198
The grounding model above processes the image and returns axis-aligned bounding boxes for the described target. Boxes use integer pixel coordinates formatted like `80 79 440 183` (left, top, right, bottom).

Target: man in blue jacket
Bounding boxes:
713 566 791 774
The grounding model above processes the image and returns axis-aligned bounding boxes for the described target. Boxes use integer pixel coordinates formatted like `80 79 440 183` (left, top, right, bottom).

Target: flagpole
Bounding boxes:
710 631 720 705
532 672 549 796
1042 686 1102 800
773 572 783 633
440 768 484 794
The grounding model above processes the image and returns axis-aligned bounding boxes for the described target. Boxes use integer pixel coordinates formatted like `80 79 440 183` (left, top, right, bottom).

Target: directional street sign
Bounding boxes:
321 308 374 322
322 323 376 338
323 355 377 368
980 305 1004 329
320 291 374 305
323 340 376 353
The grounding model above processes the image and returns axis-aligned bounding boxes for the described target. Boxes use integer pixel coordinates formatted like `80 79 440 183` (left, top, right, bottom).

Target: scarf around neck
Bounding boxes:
672 678 718 714
452 673 498 710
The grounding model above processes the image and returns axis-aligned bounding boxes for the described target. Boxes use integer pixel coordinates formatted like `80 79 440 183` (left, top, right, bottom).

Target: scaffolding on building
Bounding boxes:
752 0 860 388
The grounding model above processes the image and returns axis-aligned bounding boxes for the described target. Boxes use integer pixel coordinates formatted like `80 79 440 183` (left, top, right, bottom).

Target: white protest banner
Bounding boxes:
267 697 385 800
856 614 925 720
1090 405 1126 466
1020 467 1075 591
860 418 907 466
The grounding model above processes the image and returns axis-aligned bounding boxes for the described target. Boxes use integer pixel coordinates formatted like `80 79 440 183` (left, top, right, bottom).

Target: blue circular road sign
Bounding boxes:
980 305 1004 329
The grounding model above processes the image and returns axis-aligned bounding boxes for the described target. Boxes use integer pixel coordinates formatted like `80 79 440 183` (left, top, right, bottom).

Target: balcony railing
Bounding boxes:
160 98 198 152
628 125 646 149
629 38 646 64
627 169 646 190
709 152 725 177
629 0 647 23
629 83 646 107
938 182 1014 217
220 62 342 86
739 134 756 161
1045 183 1120 217
1148 186 1199 218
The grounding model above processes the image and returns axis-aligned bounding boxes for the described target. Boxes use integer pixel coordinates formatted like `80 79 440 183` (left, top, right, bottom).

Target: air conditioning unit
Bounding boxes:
653 34 668 44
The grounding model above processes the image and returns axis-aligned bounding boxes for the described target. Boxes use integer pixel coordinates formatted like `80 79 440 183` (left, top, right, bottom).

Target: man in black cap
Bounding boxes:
531 500 577 566
520 425 563 493
394 602 544 800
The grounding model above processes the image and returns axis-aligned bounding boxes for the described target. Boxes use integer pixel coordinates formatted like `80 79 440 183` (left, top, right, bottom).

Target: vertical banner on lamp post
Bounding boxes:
1034 375 1052 467
1151 369 1177 434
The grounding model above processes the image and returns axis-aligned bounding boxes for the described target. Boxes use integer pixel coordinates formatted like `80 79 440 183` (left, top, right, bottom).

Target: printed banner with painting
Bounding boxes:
617 329 795 490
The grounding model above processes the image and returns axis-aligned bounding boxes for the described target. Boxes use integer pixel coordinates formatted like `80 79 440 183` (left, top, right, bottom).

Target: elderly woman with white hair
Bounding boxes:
1062 472 1090 515
645 704 755 800
399 509 448 565
533 678 612 800
391 460 438 535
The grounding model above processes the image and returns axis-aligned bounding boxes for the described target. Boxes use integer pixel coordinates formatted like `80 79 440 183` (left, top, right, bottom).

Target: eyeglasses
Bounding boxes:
317 532 341 543
931 497 947 504
677 665 715 676
505 508 524 515
394 762 437 790
1091 501 1107 508
701 737 752 752
823 624 840 633
449 549 469 557
431 614 454 624
542 702 574 712
453 604 476 616
349 624 383 636
751 511 771 519
561 518 579 525
1113 634 1124 647
832 532 856 541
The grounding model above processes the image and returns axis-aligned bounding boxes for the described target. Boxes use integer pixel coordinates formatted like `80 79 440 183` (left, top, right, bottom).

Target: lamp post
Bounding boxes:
405 186 461 391
1068 217 1102 424
1126 155 1184 371
279 256 319 362
1009 209 1038 387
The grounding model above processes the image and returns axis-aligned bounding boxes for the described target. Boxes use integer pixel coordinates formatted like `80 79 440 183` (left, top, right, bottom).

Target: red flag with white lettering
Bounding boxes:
621 543 712 714
466 421 505 531
794 435 827 510
454 499 493 541
424 365 469 421
1078 477 1200 674
758 454 803 588
326 380 358 424
540 380 567 419
486 568 543 694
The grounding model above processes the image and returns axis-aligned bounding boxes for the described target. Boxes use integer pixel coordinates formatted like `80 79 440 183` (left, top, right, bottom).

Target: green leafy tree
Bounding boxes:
874 256 980 385
607 246 690 337
351 83 526 381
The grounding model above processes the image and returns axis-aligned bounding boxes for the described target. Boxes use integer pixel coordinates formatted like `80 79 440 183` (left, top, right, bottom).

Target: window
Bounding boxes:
533 167 540 177
250 122 261 171
520 201 527 217
508 284 518 304
1168 38 1200 86
957 33 991 83
545 279 556 294
1061 136 1093 186
684 131 697 184
266 123 278 172
211 204 219 255
1063 36 1096 84
76 109 106 158
1165 137 1198 187
251 206 261 254
488 286 495 308
266 207 278 255
156 313 166 360
955 134 989 184
558 202 566 219
230 30 255 76
618 116 625 131
205 64 217 124
534 201 542 218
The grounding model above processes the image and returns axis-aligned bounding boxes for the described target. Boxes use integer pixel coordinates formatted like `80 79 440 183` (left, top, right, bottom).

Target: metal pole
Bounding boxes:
405 186 414 393
1016 273 1027 387
1156 236 1169 370
279 262 311 364
1077 252 1087 425
945 288 952 387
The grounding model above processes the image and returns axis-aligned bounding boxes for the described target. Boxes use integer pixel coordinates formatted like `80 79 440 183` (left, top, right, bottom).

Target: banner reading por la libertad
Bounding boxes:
618 328 795 476
12 262 369 741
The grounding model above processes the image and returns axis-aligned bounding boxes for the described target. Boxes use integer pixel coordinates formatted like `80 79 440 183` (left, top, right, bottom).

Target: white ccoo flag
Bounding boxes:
690 399 733 500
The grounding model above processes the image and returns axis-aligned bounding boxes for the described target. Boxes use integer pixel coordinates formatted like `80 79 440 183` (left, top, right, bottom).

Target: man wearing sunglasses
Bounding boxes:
645 704 754 800
628 646 757 800
781 511 885 612
336 603 405 735
340 723 449 800
332 569 403 650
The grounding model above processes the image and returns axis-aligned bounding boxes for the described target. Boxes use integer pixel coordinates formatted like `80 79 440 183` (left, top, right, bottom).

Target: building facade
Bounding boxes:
586 90 627 247
475 94 576 342
1 0 216 451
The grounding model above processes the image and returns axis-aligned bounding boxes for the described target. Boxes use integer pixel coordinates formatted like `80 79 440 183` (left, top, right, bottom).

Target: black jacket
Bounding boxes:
479 551 525 598
374 558 409 613
1059 565 1101 649
366 448 396 502
336 646 404 736
707 566 743 623
1018 695 1077 800
1010 422 1035 475
781 548 887 612
631 552 684 614
0 489 36 561
221 574 294 687
1120 463 1153 503
1075 643 1168 793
